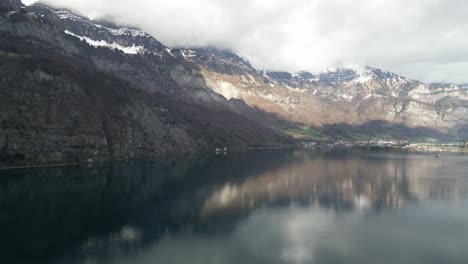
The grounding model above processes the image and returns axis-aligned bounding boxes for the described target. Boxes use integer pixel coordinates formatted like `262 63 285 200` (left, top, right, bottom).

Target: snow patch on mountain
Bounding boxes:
44 6 150 38
181 49 197 58
352 72 373 84
93 24 149 38
64 30 145 54
165 48 175 57
54 10 83 21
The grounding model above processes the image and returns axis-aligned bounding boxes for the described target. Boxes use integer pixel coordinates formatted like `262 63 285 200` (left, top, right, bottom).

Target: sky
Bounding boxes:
22 0 468 83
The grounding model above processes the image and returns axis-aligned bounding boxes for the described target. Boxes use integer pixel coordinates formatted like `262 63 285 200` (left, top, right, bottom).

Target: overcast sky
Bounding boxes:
23 0 468 83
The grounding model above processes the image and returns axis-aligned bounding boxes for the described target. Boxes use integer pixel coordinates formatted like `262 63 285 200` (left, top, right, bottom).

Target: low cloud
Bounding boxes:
24 0 468 83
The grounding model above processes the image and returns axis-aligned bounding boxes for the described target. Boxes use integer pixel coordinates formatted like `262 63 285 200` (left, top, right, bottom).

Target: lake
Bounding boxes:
1 149 468 264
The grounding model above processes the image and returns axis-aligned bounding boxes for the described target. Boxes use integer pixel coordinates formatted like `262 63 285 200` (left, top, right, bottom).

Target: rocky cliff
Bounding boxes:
0 3 291 167
0 2 467 167
187 50 468 139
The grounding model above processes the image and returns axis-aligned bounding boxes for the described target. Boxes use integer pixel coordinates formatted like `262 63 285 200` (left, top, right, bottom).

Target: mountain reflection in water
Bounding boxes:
0 150 467 264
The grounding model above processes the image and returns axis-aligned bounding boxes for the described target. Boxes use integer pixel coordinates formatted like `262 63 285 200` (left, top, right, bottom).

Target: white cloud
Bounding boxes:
24 0 468 83
21 0 38 5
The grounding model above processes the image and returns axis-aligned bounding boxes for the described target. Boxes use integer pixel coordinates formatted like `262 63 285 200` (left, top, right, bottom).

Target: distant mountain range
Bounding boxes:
0 1 467 166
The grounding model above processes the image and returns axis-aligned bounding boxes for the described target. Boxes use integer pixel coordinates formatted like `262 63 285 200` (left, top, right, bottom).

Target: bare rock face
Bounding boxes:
185 49 468 138
0 0 21 7
0 0 23 11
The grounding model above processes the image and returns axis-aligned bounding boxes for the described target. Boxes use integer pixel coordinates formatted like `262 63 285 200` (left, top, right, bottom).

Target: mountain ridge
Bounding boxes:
11 2 468 88
0 2 466 167
0 3 292 167
29 3 458 89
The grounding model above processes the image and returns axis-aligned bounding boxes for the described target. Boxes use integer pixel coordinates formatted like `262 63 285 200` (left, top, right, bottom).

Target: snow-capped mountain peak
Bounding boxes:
28 4 165 57
259 65 412 89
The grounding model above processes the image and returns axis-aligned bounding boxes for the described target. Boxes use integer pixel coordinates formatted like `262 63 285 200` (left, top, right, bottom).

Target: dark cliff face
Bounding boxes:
0 8 291 167
0 0 23 11
179 47 256 75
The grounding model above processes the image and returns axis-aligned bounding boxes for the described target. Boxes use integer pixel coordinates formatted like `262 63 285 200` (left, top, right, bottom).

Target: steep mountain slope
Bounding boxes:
0 2 467 167
25 3 467 140
24 4 290 128
0 3 291 167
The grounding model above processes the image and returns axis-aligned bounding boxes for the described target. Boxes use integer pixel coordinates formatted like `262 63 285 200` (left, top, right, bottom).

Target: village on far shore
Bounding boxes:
301 140 468 153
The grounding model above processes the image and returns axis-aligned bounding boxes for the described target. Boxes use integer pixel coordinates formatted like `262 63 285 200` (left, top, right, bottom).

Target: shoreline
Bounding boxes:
1 143 466 171
301 141 468 154
0 144 297 171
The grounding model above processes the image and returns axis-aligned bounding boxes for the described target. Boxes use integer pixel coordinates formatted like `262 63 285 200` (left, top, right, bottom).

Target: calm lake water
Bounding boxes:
1 149 468 264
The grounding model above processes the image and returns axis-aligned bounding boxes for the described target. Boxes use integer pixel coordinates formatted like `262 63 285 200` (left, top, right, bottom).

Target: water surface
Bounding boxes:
1 150 468 264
